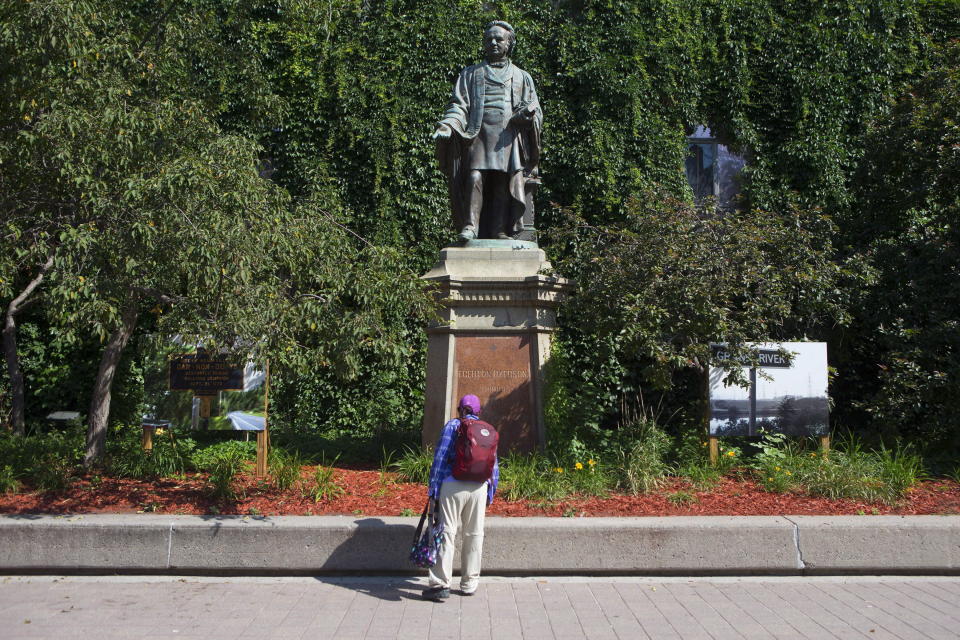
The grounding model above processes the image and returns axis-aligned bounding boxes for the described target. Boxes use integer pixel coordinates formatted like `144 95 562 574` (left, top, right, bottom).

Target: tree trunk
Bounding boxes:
84 302 139 467
2 256 54 436
1 312 25 435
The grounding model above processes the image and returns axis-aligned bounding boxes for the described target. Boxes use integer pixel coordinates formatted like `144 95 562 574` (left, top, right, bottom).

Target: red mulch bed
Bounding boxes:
1 466 958 517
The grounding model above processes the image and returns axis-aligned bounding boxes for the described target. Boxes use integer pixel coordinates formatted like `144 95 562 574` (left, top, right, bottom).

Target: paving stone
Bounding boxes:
1 576 959 639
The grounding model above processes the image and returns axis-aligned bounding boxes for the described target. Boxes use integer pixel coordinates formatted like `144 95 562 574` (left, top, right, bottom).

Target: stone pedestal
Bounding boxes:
421 243 572 453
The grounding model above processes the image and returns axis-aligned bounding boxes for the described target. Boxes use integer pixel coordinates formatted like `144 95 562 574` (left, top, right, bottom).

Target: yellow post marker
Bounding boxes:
820 435 830 454
709 437 719 465
256 360 270 478
142 425 153 451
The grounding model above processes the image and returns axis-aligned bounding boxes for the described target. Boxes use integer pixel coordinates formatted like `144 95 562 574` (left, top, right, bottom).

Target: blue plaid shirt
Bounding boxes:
428 415 499 505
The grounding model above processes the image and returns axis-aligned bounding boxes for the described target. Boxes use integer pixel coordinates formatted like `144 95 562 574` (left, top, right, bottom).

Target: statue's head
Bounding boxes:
484 20 515 61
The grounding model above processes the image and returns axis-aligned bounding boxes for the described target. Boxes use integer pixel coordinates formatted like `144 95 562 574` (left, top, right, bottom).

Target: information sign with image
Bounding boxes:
709 342 829 437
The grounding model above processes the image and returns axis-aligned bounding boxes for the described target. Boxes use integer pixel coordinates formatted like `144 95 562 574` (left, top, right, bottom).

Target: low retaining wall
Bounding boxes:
0 515 957 575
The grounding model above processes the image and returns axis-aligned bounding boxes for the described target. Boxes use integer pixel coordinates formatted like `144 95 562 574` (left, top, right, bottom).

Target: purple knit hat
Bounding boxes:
458 394 481 415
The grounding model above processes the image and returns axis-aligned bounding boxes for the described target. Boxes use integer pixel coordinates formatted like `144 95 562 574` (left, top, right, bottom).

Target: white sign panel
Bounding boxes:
709 342 829 437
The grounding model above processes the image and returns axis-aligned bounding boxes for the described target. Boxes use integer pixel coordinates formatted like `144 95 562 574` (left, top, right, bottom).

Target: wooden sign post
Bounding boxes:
198 395 214 418
142 425 154 451
255 359 270 478
704 368 719 465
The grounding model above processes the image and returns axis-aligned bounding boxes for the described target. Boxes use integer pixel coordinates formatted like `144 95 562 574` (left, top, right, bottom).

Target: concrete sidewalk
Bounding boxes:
1 515 958 575
1 575 958 639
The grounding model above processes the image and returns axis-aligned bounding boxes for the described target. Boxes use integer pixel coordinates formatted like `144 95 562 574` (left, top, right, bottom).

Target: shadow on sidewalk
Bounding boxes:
312 517 427 601
312 576 427 602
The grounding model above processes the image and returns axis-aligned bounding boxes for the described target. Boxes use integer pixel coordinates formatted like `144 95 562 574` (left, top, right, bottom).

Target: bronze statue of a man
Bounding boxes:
433 21 542 242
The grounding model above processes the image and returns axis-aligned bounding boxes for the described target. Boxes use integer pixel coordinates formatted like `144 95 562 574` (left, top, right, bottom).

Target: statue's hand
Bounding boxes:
511 103 537 125
432 124 452 140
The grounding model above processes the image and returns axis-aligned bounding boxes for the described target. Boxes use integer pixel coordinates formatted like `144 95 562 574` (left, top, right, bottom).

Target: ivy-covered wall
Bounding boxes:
245 0 957 455
6 0 957 457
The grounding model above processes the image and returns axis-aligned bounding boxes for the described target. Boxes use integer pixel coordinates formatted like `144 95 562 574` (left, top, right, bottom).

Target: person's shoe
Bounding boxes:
460 585 477 596
422 586 450 602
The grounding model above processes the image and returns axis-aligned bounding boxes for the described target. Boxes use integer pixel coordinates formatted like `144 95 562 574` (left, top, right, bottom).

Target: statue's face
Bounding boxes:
484 26 511 62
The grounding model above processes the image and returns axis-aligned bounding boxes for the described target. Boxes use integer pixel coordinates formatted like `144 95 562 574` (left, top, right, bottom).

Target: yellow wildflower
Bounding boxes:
155 428 165 435
774 466 781 471
575 462 584 470
588 459 596 467
785 471 792 476
554 467 564 473
768 477 773 482
727 451 735 457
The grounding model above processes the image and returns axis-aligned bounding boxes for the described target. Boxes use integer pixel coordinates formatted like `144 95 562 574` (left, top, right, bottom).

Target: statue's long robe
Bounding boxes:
436 60 542 235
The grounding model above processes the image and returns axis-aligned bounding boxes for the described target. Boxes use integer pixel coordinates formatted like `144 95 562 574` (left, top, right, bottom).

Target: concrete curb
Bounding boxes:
0 515 957 576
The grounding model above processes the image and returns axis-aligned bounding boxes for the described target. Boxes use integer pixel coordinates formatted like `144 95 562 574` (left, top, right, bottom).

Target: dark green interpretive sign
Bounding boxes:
169 351 244 392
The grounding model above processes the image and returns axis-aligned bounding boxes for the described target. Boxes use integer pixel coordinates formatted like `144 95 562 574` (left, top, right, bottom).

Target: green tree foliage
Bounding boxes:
251 0 711 443
833 42 960 450
3 0 954 458
544 195 852 444
701 0 921 213
918 0 960 44
0 1 434 462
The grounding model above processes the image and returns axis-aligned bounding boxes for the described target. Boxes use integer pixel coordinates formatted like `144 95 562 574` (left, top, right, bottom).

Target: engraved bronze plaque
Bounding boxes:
454 334 535 453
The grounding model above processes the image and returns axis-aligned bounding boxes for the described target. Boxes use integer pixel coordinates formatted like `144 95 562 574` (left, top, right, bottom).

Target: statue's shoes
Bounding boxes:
496 232 509 239
459 228 477 242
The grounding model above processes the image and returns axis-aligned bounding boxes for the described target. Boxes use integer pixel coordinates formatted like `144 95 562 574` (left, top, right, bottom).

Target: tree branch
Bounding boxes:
5 254 54 319
130 286 182 306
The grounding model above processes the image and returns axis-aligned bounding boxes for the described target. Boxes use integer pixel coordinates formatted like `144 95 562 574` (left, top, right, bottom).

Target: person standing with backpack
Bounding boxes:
423 394 499 602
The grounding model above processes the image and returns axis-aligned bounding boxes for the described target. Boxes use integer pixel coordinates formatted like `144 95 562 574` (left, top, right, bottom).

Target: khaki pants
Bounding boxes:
428 479 487 592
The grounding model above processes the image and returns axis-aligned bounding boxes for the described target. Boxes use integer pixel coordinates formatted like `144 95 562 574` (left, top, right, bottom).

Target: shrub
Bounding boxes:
800 450 887 503
751 431 804 493
106 426 196 479
615 419 672 495
192 440 256 472
308 459 345 503
0 465 21 494
565 458 612 497
391 445 433 485
0 431 82 492
499 453 568 502
677 463 724 490
750 432 924 504
715 443 743 474
268 448 304 492
667 491 697 506
876 442 925 498
800 437 923 505
949 466 960 485
206 449 247 501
